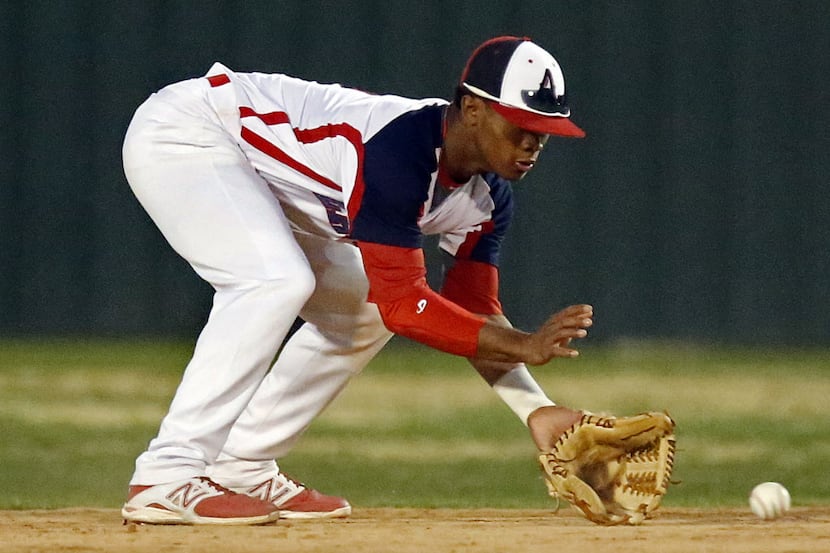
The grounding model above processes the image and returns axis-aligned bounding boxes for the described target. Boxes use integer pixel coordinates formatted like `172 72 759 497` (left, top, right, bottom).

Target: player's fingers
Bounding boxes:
543 312 593 331
536 343 581 361
541 329 588 358
550 326 591 356
550 346 579 358
550 304 593 322
558 304 593 318
526 308 593 364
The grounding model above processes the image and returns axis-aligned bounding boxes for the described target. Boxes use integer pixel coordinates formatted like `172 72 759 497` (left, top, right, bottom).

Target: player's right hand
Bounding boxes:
476 304 593 366
524 304 593 365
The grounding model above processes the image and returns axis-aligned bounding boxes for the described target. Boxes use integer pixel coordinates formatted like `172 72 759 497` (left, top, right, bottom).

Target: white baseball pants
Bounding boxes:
123 84 392 485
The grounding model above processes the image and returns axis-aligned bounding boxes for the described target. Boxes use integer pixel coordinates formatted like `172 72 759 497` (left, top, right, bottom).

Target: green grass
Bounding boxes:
1 338 828 509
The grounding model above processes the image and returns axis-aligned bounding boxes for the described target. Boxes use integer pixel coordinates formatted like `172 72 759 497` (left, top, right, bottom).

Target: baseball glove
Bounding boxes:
538 411 676 525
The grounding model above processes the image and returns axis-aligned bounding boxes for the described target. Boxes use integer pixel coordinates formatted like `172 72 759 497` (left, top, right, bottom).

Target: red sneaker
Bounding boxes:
121 477 279 525
236 473 352 519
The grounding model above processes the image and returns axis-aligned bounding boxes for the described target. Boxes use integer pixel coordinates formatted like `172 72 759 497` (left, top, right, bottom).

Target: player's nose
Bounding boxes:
522 132 547 153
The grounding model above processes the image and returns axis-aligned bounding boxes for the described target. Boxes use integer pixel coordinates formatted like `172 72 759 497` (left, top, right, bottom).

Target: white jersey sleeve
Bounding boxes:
203 62 444 217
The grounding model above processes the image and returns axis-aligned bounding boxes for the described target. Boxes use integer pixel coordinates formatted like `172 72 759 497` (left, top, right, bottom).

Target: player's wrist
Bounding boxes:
476 323 532 363
491 365 555 425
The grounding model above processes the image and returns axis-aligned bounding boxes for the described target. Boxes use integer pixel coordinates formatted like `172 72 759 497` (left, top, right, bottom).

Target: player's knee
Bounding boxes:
264 266 316 310
232 264 316 317
288 269 317 306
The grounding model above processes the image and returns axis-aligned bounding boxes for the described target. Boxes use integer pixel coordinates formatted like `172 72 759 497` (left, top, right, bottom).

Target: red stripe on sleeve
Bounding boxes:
207 74 230 87
239 107 290 126
237 108 366 203
293 123 366 220
240 126 342 191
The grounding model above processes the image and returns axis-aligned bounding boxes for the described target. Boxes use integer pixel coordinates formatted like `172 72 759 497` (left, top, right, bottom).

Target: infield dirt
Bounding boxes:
2 506 828 553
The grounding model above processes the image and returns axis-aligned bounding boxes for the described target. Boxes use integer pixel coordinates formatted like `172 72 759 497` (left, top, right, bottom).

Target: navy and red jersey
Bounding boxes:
202 63 516 355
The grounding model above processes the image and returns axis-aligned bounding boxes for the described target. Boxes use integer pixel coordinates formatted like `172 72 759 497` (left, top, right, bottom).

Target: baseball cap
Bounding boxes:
460 36 585 138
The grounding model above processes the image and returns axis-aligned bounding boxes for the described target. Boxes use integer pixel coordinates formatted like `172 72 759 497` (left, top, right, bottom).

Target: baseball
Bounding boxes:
749 482 791 520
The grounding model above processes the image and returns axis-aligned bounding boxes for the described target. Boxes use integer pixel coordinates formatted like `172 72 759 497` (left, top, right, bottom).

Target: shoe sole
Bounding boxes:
278 505 352 519
122 506 279 526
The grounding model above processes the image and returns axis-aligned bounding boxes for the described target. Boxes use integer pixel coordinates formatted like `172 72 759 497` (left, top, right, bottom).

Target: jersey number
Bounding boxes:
313 193 350 235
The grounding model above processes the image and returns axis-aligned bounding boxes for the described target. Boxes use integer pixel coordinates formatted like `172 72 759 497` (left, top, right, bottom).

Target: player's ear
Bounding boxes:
460 94 486 127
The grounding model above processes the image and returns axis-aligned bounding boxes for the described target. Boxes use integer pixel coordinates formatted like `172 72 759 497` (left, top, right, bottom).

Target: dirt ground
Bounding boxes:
2 506 828 553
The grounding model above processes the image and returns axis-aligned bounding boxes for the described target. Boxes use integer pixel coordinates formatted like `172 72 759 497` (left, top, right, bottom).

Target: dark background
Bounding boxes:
1 1 828 344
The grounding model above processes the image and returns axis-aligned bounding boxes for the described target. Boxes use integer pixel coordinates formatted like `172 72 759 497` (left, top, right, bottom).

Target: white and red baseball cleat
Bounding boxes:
234 472 352 519
121 476 279 525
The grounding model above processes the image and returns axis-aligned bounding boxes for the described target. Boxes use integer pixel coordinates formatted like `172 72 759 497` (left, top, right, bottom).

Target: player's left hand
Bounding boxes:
527 405 583 451
538 411 677 525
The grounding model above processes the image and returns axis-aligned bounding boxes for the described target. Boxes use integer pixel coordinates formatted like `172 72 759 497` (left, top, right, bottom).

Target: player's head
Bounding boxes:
455 36 585 138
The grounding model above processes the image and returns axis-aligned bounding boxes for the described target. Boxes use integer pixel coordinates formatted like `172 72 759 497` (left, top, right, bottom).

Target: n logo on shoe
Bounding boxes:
249 478 294 503
167 482 210 508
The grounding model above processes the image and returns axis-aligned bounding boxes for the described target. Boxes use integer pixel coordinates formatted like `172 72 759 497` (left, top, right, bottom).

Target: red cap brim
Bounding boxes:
490 102 586 138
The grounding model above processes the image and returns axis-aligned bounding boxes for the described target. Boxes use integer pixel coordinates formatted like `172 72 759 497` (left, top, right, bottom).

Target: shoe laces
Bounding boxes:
276 472 306 492
196 476 236 495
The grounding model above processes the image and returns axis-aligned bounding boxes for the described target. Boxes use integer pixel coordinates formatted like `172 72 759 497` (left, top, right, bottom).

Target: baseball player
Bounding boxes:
121 35 591 525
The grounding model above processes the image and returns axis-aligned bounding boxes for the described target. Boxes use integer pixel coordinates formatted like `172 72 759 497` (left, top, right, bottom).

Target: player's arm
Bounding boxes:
358 241 592 365
440 257 572 426
356 241 485 357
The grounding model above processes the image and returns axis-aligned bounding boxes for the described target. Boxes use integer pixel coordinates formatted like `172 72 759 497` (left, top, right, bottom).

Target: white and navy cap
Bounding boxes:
460 36 585 138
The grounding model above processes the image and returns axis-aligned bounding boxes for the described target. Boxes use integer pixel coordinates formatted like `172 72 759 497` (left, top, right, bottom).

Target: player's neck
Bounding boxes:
441 105 484 183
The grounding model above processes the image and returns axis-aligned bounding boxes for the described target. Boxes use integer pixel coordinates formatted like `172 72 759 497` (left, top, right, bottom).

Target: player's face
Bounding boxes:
477 102 549 181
